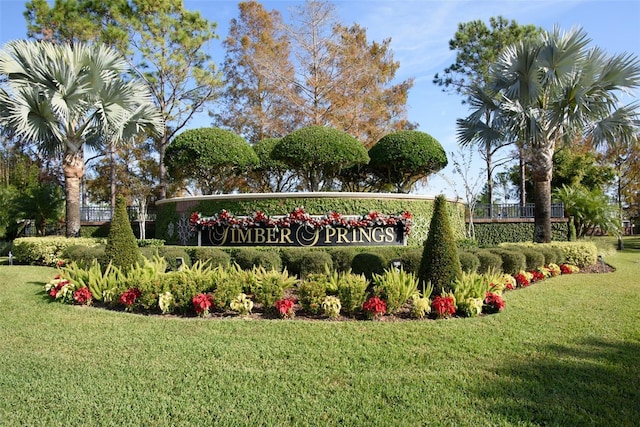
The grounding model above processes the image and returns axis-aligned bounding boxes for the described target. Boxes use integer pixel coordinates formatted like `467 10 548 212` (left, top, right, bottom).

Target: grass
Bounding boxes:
0 237 639 426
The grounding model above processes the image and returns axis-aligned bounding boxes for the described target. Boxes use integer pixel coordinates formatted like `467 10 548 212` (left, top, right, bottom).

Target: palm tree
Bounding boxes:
0 40 163 237
489 27 640 242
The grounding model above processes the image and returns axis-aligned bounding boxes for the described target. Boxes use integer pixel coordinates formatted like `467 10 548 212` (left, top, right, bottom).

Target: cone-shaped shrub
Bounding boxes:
105 195 141 270
418 195 462 295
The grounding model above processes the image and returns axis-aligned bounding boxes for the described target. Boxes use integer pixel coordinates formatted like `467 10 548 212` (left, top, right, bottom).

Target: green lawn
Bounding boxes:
1 239 639 426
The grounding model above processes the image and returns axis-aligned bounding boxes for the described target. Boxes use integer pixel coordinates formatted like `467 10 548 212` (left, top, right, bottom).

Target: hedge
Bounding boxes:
503 241 597 268
473 222 568 246
12 237 103 266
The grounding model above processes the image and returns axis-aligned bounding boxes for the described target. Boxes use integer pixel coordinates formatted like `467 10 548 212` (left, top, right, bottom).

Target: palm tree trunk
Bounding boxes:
63 150 85 237
532 146 554 243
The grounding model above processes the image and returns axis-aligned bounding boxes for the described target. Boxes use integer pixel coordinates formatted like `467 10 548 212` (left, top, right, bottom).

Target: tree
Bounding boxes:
24 0 223 200
248 138 297 193
367 130 447 193
553 185 621 238
417 194 462 296
220 0 414 147
105 195 141 270
437 17 541 209
215 1 300 144
272 125 369 191
489 27 640 242
0 40 163 237
165 128 258 195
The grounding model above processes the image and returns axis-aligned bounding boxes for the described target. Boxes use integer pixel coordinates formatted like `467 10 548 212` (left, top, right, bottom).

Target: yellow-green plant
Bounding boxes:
321 295 342 319
158 291 175 314
452 271 491 317
411 295 431 319
253 266 298 309
372 268 419 314
336 272 369 316
229 293 254 315
298 274 329 314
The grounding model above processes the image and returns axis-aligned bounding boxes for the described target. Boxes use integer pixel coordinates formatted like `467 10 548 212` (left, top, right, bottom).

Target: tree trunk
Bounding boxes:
63 150 85 238
519 145 527 217
109 141 116 216
532 145 554 243
157 134 168 200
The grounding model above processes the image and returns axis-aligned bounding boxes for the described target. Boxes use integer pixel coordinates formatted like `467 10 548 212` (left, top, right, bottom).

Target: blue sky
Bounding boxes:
1 0 639 200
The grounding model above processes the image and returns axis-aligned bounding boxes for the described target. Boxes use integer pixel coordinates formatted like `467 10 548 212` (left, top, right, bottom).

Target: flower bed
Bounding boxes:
43 256 582 322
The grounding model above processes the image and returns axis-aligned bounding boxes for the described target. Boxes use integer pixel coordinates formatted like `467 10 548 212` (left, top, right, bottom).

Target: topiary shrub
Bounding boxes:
418 194 462 295
475 250 503 274
279 248 307 276
351 252 387 281
157 246 192 271
189 247 231 268
104 196 141 270
252 250 282 271
518 247 546 270
328 248 357 273
458 251 480 273
62 244 106 268
399 248 423 275
299 251 333 277
488 248 526 275
535 245 558 265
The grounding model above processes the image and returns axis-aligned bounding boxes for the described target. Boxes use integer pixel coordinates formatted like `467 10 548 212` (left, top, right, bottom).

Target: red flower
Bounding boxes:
513 273 530 288
120 288 141 307
484 292 505 313
49 280 69 298
431 295 456 318
274 298 295 318
560 264 573 274
192 293 214 315
73 287 92 305
56 259 65 268
529 270 544 283
363 296 387 319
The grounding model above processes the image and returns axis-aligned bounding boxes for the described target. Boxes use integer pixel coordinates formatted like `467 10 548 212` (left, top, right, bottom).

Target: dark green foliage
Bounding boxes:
518 247 546 270
459 251 480 273
475 250 503 274
189 247 231 268
368 130 447 193
351 252 387 281
165 271 207 314
488 248 526 275
62 244 106 268
272 125 369 191
418 195 462 294
297 275 328 314
137 239 165 247
232 248 261 270
135 277 170 312
232 248 282 271
299 251 333 277
213 274 243 310
80 223 111 238
104 196 141 270
473 222 569 246
279 248 307 276
328 248 357 273
0 241 12 257
157 246 192 271
536 245 559 265
165 127 258 194
568 217 577 241
399 248 423 274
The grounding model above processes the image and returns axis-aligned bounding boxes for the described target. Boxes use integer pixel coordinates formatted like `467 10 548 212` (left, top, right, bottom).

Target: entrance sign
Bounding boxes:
190 208 411 247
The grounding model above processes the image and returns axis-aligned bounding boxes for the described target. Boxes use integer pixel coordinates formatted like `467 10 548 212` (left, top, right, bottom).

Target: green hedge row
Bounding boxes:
472 222 569 246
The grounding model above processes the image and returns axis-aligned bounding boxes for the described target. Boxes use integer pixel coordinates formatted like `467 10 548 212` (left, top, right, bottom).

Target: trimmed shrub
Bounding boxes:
418 195 462 295
351 252 387 281
189 247 231 268
232 248 282 271
475 250 503 274
488 248 526 275
157 246 192 271
299 251 333 277
399 248 423 275
137 239 165 247
329 248 357 273
105 196 141 270
458 251 480 273
548 242 597 267
280 248 307 276
12 236 101 266
536 245 559 265
62 244 106 268
518 247 546 270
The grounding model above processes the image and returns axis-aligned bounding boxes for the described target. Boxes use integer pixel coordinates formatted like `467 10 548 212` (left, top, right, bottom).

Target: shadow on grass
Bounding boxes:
622 236 640 251
479 338 640 426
